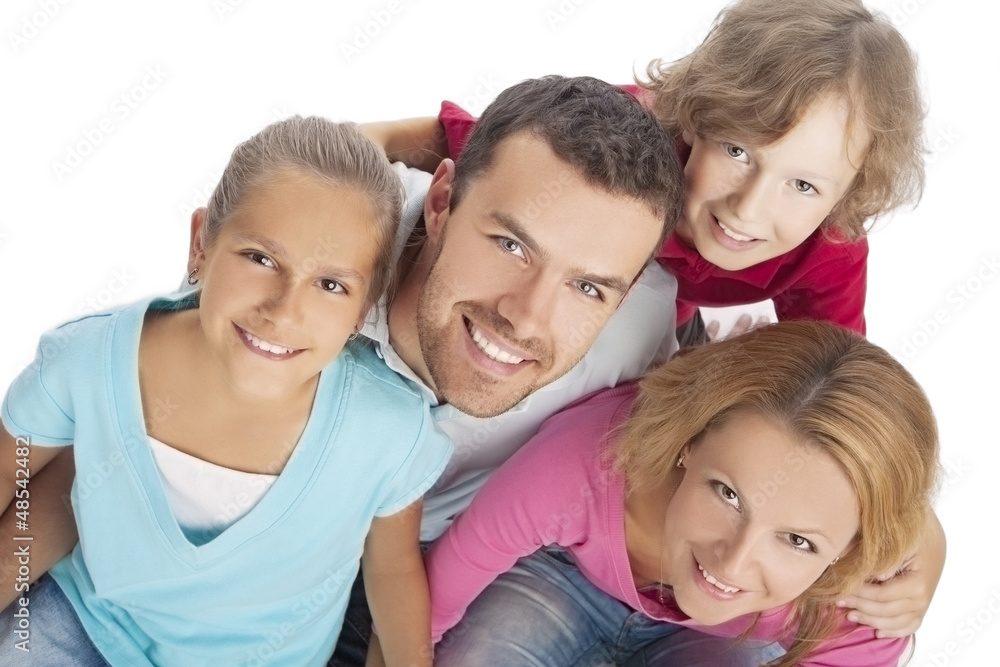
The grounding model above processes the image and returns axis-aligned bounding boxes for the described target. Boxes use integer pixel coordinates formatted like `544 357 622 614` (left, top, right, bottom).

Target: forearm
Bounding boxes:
364 563 432 667
0 447 77 610
360 117 446 172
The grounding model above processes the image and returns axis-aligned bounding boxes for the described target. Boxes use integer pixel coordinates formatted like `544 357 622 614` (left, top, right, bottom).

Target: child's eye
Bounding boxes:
319 279 346 294
713 481 742 512
498 237 525 259
245 251 276 268
785 533 818 554
723 143 749 163
793 179 817 194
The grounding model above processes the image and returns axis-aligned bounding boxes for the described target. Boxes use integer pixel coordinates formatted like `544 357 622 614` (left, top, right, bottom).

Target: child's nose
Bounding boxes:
729 174 770 224
262 281 307 326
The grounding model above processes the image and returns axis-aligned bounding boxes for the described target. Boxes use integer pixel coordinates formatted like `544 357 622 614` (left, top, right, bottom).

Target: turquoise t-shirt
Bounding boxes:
2 294 452 666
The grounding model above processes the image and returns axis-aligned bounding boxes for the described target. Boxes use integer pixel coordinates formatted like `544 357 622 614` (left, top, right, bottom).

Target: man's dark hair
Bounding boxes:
451 75 683 248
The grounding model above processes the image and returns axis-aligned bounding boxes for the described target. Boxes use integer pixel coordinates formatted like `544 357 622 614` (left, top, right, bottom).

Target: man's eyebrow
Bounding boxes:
487 211 631 297
488 211 546 261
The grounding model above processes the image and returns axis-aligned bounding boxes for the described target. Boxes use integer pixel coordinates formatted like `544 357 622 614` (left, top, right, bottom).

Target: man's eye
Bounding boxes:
498 238 524 258
576 281 603 301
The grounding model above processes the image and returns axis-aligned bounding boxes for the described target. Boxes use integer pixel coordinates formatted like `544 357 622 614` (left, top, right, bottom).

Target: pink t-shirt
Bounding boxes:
426 384 906 666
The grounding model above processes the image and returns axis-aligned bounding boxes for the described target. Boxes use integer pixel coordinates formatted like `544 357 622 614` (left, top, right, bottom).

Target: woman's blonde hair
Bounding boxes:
642 0 925 240
615 321 939 666
203 116 402 309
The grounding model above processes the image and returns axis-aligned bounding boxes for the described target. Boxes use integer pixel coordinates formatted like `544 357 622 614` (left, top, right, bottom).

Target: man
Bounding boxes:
336 75 685 665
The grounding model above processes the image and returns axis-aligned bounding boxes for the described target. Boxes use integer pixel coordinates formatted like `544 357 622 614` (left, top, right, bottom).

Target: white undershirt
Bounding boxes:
148 436 278 536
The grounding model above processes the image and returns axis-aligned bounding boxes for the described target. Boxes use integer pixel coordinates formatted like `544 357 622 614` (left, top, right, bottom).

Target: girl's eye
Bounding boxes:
714 482 742 512
793 179 817 194
319 279 346 294
786 533 817 554
723 143 749 162
498 237 525 259
246 251 276 268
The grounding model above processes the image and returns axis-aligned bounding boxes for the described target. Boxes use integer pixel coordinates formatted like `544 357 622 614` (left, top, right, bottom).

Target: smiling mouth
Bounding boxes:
697 562 743 594
466 320 525 365
717 220 758 243
237 326 301 356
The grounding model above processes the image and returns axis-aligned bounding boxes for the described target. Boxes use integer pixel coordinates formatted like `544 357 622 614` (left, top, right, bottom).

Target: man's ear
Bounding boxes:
187 207 209 275
424 158 456 244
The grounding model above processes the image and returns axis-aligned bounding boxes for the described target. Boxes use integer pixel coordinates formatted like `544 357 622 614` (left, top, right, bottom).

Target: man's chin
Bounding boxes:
437 382 533 419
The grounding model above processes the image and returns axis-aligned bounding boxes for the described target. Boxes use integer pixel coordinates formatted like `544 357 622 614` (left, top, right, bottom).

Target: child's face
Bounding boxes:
662 410 859 626
676 95 869 271
192 170 378 400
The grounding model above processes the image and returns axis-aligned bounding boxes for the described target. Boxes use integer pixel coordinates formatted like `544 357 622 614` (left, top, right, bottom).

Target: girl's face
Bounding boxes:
662 410 859 626
191 169 378 401
675 94 870 272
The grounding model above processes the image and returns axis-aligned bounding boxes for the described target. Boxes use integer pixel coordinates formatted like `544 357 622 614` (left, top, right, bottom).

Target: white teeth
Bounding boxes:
245 330 294 355
720 222 756 242
698 564 741 594
468 323 524 364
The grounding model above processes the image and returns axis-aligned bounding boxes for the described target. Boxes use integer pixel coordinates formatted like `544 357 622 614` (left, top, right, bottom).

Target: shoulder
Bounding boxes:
340 339 428 413
529 384 639 463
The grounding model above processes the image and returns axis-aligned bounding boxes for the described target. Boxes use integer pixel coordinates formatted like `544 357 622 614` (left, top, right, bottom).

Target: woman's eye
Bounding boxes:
786 533 817 553
714 482 742 511
793 179 817 194
320 279 346 294
723 143 749 162
498 237 525 258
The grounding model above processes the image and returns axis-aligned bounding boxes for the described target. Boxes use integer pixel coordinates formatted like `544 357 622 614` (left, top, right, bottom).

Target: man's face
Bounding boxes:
415 132 663 417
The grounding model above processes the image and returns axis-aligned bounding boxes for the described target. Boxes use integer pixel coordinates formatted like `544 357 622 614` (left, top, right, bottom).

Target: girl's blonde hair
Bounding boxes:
642 0 925 240
615 321 939 666
204 116 403 308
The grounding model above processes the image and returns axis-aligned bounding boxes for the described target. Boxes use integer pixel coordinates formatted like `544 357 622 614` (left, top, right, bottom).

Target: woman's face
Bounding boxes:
662 410 859 626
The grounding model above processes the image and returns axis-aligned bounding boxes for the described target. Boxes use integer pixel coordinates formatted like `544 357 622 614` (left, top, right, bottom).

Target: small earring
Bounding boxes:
187 268 200 286
830 557 840 566
347 330 359 342
676 455 685 468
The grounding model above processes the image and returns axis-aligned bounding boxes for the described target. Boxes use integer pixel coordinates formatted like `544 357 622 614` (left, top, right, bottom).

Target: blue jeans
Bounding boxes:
434 548 785 666
0 574 109 666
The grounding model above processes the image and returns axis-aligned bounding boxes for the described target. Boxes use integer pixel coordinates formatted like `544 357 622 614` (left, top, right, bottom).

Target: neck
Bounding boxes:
386 244 437 392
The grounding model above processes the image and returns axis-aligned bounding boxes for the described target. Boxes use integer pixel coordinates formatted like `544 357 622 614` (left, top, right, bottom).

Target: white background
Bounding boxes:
1 1 996 665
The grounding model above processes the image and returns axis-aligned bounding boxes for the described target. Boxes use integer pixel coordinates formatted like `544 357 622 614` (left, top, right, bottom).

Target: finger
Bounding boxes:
843 608 921 637
729 313 754 337
706 320 721 342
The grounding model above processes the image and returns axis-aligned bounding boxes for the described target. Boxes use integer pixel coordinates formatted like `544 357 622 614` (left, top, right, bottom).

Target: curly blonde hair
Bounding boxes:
615 321 939 666
642 0 925 240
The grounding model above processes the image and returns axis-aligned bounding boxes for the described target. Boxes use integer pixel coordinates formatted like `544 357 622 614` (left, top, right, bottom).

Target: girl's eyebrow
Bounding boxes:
232 231 367 284
233 232 285 257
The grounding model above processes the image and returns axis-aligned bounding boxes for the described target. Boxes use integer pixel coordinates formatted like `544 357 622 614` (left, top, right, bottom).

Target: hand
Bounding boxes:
837 513 946 638
706 312 773 342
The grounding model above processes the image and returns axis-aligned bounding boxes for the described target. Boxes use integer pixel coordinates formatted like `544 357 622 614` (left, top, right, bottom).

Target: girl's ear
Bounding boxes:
681 130 695 146
424 158 456 244
188 207 209 275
